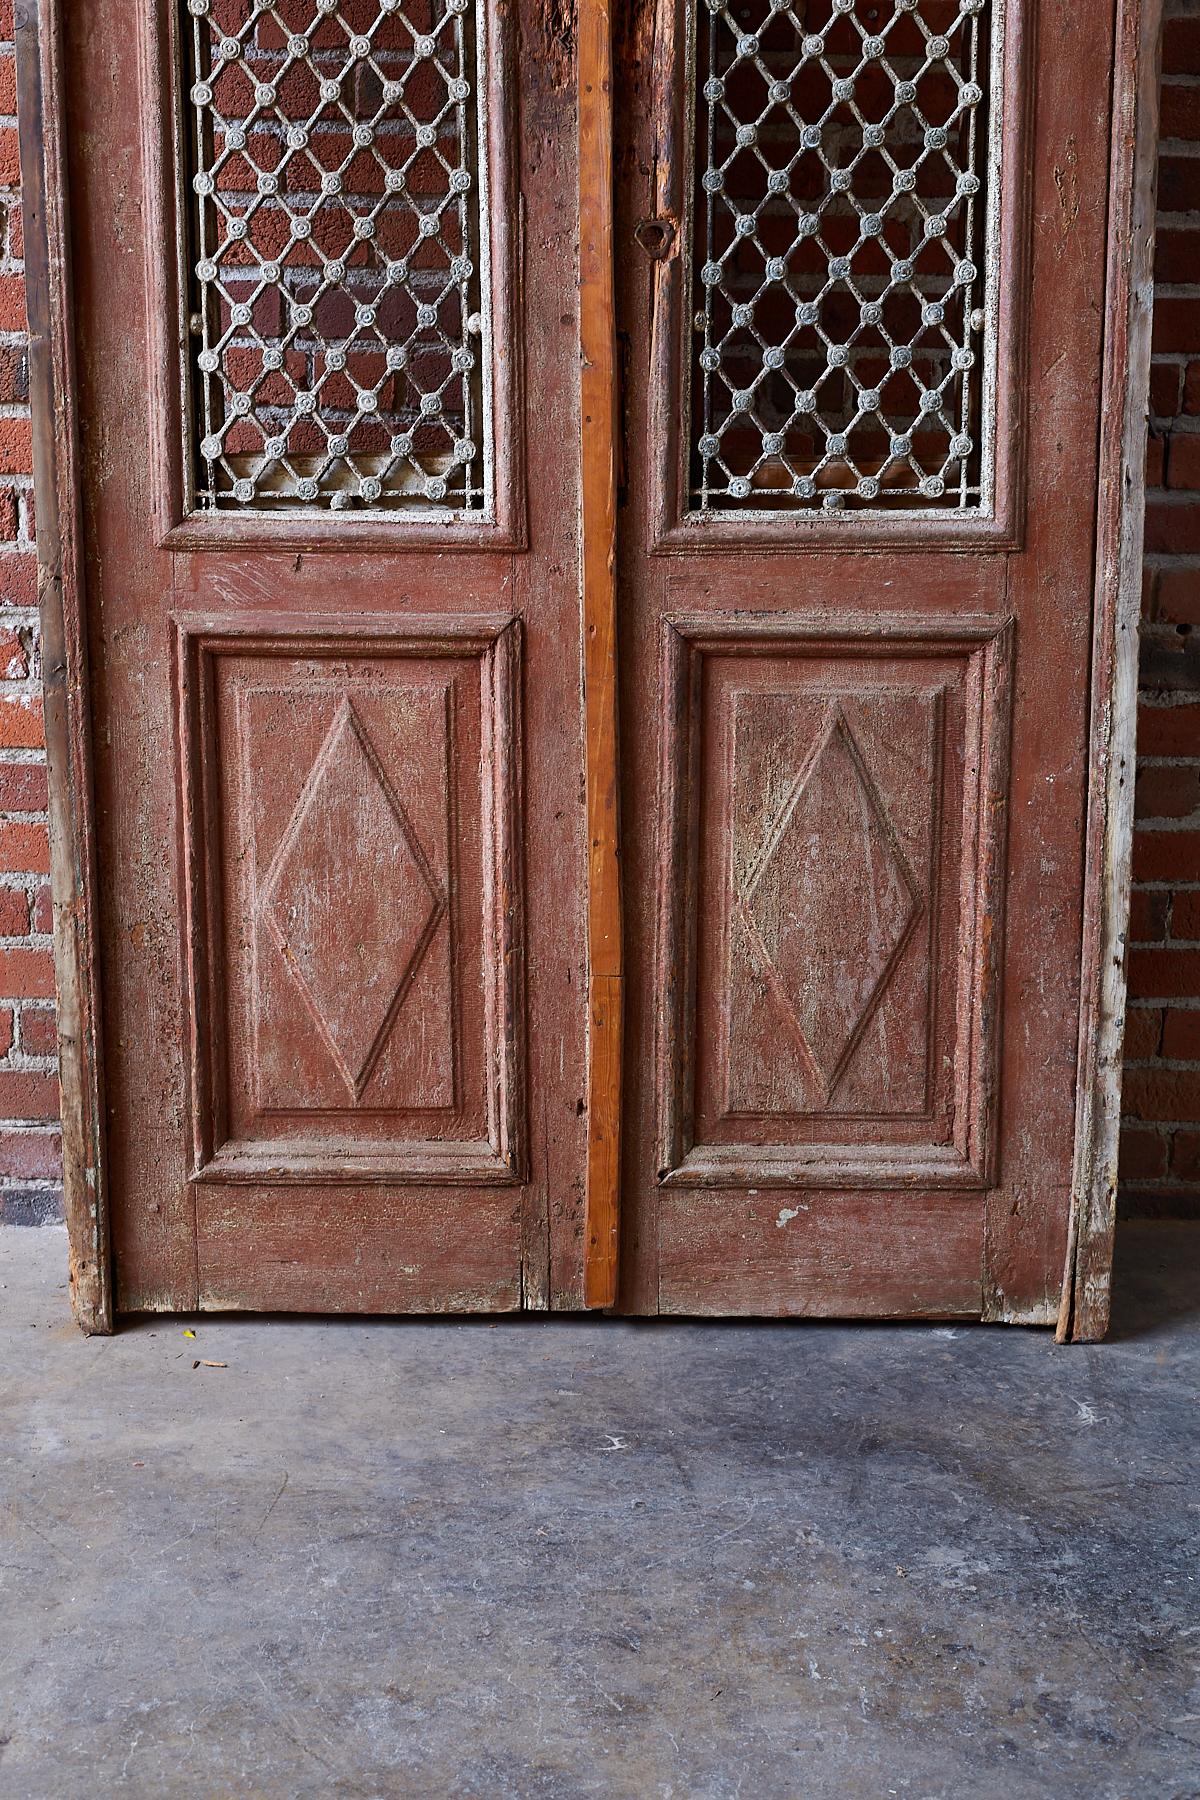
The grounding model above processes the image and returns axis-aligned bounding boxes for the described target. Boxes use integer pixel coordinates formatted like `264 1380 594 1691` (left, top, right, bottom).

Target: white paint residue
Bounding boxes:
1075 1400 1101 1425
602 1435 627 1452
776 1206 808 1228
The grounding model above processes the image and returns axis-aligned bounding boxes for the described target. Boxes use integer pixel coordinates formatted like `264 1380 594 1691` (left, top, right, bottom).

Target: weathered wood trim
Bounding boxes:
1059 0 1163 1344
15 0 112 1332
579 0 622 1309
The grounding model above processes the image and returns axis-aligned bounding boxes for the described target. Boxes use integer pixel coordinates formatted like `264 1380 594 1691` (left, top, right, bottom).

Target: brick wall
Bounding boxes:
0 5 1196 1226
1120 0 1200 1219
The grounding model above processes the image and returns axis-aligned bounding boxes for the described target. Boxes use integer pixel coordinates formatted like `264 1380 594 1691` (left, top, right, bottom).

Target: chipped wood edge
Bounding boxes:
1059 0 1163 1344
15 0 112 1333
579 0 622 1309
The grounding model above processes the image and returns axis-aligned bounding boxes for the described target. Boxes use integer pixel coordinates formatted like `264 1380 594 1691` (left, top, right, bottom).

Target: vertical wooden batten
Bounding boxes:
1059 0 1164 1344
578 0 622 1308
15 0 112 1332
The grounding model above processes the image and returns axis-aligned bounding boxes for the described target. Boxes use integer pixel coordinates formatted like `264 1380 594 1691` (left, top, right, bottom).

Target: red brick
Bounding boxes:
1123 1005 1163 1058
1135 762 1200 820
1138 703 1200 756
1118 1125 1170 1180
23 487 34 540
0 1002 11 1057
0 416 31 476
0 121 17 188
0 820 47 873
18 1006 56 1057
0 1069 59 1119
1187 360 1200 416
0 344 29 408
1155 227 1200 286
1145 497 1200 555
1163 17 1200 77
1155 563 1200 625
0 945 53 998
8 198 21 260
0 762 46 811
1159 154 1200 213
1168 433 1200 491
1151 360 1183 419
0 487 19 542
1174 1132 1200 1181
1127 944 1200 998
0 2 14 40
0 695 42 749
1154 298 1200 356
0 1128 62 1181
0 882 26 935
1143 562 1159 619
30 882 50 933
0 53 15 119
1122 1067 1200 1123
1146 433 1167 487
0 623 24 677
1160 82 1200 143
1128 889 1171 942
1163 1008 1200 1060
1132 831 1200 883
0 552 38 608
1173 890 1200 939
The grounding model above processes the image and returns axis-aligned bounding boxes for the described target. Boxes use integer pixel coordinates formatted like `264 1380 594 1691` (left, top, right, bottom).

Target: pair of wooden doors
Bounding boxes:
28 0 1149 1329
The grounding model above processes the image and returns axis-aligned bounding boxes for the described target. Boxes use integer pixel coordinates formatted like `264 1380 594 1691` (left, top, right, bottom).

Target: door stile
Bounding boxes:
579 0 623 1308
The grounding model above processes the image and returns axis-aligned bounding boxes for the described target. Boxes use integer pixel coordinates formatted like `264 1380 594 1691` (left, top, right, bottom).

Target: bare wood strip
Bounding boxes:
15 0 112 1333
579 0 622 1309
1060 0 1163 1344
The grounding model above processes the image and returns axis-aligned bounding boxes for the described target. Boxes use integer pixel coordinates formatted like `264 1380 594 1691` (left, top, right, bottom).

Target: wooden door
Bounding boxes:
32 0 1144 1326
613 0 1123 1321
60 0 591 1313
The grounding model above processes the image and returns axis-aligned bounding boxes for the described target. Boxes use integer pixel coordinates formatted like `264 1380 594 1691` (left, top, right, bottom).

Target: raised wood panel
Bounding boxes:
656 1190 985 1318
724 685 937 1119
176 613 525 1186
195 1186 523 1314
251 685 455 1116
656 613 1013 1190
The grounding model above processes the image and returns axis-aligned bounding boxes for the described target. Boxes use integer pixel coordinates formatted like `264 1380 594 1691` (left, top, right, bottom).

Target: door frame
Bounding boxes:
17 0 1161 1336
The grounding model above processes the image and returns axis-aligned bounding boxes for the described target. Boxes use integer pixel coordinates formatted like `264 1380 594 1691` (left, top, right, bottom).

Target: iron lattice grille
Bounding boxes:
182 0 490 513
689 0 997 515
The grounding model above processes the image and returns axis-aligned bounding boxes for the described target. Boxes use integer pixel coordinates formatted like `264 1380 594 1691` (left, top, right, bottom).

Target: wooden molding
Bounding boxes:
1059 0 1164 1344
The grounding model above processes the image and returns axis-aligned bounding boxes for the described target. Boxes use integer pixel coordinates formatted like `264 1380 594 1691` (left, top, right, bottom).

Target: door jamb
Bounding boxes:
16 0 110 1333
1059 0 1163 1343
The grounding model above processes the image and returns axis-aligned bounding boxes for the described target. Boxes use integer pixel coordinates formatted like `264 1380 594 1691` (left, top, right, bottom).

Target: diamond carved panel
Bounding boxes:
175 619 526 1184
655 615 1015 1191
261 698 444 1101
735 702 921 1098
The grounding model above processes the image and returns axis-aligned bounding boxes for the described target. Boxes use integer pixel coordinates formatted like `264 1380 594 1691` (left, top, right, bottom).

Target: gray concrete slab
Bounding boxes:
0 1223 1197 1800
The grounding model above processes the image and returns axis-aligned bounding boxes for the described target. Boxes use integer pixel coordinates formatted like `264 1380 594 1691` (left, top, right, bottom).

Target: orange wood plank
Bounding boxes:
579 0 622 1309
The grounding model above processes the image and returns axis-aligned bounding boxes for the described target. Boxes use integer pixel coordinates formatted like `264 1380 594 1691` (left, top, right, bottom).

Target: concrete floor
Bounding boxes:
0 1226 1197 1800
